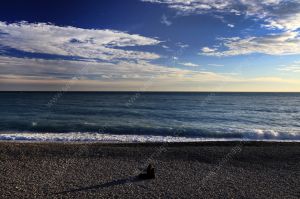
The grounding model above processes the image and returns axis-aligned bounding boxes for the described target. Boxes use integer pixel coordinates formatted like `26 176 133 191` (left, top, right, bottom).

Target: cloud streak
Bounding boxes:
278 61 300 73
201 31 300 56
142 0 300 31
0 55 192 81
161 15 172 26
1 55 300 91
180 62 200 67
0 21 161 61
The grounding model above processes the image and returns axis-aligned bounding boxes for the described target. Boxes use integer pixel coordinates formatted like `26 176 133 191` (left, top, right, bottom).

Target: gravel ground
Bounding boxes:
0 142 299 199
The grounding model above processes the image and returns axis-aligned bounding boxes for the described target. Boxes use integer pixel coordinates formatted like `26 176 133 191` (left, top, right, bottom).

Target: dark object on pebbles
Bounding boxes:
138 164 155 179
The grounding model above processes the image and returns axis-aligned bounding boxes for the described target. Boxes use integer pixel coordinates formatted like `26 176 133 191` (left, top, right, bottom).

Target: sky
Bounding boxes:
0 0 300 91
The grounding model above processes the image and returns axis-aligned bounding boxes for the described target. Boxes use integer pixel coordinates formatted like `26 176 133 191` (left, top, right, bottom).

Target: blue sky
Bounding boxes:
0 0 300 91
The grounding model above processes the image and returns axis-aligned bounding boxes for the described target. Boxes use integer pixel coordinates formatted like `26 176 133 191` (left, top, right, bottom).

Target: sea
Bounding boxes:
0 92 299 142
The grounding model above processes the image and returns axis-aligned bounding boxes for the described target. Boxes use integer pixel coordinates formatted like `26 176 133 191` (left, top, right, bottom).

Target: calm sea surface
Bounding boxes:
0 92 299 142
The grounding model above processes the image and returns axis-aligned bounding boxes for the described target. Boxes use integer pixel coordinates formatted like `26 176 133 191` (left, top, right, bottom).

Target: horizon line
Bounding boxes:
1 91 300 93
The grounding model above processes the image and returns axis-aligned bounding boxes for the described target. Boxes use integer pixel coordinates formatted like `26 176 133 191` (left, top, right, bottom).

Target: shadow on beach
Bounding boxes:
53 176 146 195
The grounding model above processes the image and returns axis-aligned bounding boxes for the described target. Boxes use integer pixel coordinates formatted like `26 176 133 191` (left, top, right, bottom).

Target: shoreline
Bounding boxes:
1 140 300 144
0 139 300 146
0 132 299 143
0 141 299 198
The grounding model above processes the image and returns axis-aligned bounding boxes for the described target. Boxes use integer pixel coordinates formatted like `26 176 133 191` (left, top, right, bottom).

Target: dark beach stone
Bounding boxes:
147 164 155 179
138 164 155 179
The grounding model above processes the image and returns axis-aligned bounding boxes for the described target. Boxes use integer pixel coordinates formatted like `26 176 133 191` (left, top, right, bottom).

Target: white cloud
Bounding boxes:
143 0 300 57
161 15 172 26
142 0 300 31
200 31 300 56
176 42 189 48
208 64 224 66
180 62 200 67
201 47 217 53
0 21 161 61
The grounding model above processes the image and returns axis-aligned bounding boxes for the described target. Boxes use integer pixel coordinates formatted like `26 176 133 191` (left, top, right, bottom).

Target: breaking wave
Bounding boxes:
0 128 299 142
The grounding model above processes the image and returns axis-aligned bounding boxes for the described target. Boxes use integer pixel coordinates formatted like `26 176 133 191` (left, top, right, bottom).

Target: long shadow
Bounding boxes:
54 176 145 195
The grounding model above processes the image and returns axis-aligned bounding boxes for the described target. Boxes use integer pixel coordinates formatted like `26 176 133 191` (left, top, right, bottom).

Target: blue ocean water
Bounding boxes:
0 92 299 142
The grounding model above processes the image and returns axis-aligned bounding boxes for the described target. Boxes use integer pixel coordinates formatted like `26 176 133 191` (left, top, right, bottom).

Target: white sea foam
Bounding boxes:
0 132 230 142
242 129 299 140
0 130 299 143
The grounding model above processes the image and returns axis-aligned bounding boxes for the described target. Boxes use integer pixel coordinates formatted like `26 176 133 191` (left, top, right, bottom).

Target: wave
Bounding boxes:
0 129 299 142
2 124 299 138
